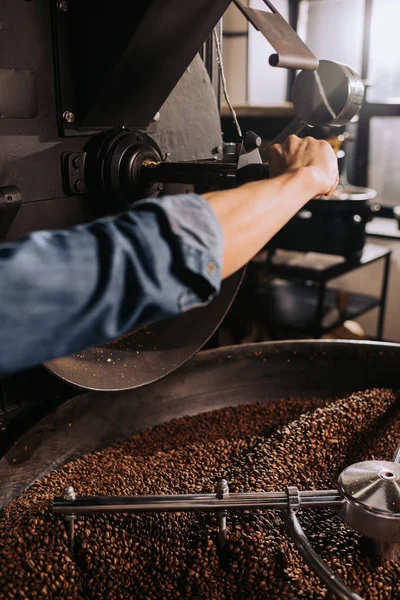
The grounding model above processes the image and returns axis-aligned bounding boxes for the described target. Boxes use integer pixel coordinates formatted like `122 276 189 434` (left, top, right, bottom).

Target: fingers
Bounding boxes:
267 143 283 161
325 174 340 197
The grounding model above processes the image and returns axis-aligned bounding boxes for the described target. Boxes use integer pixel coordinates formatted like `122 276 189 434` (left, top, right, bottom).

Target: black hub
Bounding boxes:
86 129 163 211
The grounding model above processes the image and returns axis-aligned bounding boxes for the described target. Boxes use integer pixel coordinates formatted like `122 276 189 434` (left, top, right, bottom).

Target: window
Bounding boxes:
367 0 400 102
248 0 289 105
298 0 365 74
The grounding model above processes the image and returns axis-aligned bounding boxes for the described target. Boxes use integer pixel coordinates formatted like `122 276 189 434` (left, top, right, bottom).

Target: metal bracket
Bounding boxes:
0 187 22 240
233 0 318 71
286 485 300 514
63 152 88 195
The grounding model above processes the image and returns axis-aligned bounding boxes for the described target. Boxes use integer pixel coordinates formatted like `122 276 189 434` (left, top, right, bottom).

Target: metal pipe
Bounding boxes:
282 509 364 600
53 489 342 516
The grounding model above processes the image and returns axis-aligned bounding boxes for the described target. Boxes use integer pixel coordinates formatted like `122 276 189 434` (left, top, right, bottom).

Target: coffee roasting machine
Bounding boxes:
0 2 399 599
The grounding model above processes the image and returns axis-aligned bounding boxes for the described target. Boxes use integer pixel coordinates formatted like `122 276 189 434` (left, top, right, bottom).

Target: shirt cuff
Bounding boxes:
136 193 224 312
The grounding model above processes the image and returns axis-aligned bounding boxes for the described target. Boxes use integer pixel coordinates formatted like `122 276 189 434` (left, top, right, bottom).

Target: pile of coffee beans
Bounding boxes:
0 388 399 599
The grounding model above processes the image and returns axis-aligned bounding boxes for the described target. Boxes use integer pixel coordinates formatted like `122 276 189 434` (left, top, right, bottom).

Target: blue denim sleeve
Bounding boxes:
0 193 223 376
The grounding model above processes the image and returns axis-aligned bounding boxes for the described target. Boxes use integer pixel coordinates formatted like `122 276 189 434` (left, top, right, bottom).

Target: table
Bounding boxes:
261 244 391 340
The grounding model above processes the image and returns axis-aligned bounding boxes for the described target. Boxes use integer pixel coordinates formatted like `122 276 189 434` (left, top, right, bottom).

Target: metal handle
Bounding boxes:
265 115 307 155
282 509 364 600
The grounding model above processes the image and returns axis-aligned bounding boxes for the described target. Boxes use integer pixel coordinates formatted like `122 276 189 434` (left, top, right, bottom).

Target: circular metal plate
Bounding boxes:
339 461 400 516
339 460 400 543
292 60 364 127
44 271 242 392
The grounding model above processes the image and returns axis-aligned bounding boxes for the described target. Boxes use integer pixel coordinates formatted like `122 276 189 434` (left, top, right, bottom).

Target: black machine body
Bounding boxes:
0 0 365 430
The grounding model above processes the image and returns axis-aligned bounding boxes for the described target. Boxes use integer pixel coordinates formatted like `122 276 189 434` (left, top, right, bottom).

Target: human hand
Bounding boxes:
268 135 339 198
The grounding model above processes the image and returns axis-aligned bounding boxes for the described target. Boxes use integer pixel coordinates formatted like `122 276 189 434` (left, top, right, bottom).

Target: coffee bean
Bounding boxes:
0 389 399 598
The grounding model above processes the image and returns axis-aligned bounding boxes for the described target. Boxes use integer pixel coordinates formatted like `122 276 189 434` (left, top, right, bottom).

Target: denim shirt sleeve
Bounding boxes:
0 193 223 376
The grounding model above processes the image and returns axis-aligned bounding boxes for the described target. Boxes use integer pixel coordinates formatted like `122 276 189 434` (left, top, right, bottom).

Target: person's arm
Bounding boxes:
0 135 337 376
205 135 339 278
0 193 224 376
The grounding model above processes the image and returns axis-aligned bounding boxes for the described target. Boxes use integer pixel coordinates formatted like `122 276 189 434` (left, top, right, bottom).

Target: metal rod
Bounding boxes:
53 489 342 516
140 161 238 185
64 515 75 553
282 509 364 600
62 486 76 553
377 251 391 340
267 115 307 148
216 479 230 548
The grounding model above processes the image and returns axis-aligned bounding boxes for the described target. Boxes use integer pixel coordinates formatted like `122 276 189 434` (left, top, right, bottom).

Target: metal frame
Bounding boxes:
268 244 391 340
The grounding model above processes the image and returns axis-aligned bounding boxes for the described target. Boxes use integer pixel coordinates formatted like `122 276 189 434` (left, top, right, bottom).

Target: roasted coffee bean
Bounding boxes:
0 389 399 599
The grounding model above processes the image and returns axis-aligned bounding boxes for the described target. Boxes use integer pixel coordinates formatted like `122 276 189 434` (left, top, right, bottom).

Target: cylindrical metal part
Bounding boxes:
63 486 76 552
339 461 400 543
53 489 342 516
140 160 238 186
218 511 228 548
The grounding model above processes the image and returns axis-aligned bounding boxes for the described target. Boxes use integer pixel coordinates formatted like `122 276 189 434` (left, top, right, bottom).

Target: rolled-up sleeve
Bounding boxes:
0 193 223 376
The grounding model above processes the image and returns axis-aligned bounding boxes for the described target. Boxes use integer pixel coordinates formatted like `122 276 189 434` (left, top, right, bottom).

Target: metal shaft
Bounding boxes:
53 489 342 516
267 115 307 148
140 161 237 186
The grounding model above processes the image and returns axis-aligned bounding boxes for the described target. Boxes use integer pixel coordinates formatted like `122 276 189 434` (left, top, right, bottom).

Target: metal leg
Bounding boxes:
377 252 391 340
63 486 76 553
315 282 326 339
216 479 229 549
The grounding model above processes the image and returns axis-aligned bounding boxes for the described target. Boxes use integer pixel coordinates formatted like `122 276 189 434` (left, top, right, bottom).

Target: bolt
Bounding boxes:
216 479 229 500
73 156 83 169
153 112 161 122
136 133 143 141
57 0 68 11
63 111 75 124
212 146 223 155
74 180 85 193
63 486 76 501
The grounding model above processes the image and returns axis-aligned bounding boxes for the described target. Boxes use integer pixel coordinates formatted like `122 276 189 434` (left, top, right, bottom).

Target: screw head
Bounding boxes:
74 180 85 193
72 156 83 169
63 111 75 124
63 486 76 501
57 0 68 11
